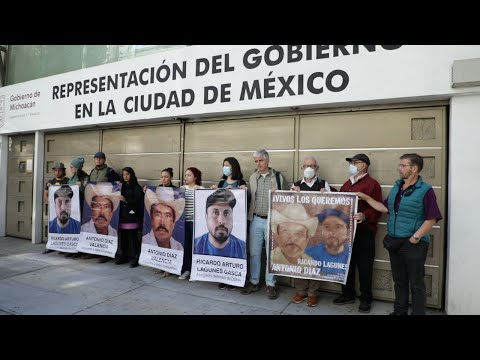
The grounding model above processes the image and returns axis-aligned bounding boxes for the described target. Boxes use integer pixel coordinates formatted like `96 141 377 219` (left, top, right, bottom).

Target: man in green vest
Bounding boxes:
89 152 120 183
357 153 442 315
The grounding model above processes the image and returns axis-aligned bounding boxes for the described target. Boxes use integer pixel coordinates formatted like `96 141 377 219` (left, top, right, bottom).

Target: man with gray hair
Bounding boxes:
194 189 246 258
241 149 289 300
289 155 332 307
49 185 81 234
291 155 331 192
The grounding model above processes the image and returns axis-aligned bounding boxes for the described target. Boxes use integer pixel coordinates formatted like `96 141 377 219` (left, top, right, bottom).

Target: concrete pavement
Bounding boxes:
0 237 444 315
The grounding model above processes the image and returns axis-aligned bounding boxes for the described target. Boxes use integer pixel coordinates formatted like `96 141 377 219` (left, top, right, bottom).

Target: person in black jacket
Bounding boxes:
211 157 247 290
116 167 144 268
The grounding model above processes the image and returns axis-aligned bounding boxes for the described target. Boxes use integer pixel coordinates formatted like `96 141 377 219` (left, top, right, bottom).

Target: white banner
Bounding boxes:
2 45 480 134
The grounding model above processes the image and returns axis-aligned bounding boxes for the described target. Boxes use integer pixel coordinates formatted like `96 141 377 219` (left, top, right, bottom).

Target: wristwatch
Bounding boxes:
413 234 420 241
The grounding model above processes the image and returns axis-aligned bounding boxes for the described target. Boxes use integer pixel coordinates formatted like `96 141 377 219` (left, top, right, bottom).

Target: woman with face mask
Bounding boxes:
211 157 247 290
211 157 247 190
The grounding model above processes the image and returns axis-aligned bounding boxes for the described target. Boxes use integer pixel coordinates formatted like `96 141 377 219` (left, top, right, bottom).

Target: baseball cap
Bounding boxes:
52 162 66 170
345 153 370 166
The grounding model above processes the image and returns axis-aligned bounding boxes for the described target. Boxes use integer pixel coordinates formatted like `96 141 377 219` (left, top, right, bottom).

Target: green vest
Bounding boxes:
89 165 109 183
387 176 432 243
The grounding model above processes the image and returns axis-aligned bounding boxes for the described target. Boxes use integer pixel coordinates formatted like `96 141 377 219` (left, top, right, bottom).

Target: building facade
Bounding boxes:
0 45 479 314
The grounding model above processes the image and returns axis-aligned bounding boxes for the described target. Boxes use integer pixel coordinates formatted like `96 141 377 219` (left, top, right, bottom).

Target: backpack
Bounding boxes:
275 171 283 190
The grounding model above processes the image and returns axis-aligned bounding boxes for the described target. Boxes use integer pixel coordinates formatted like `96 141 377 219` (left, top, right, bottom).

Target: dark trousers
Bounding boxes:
119 228 140 261
182 221 193 273
342 228 375 303
389 239 429 315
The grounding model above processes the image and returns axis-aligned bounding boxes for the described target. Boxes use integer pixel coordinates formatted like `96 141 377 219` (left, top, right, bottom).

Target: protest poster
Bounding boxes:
139 186 185 274
268 190 357 285
47 184 81 252
191 188 247 287
77 182 122 257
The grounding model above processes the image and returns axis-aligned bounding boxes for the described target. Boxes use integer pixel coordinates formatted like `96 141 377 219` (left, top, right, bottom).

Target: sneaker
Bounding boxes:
389 310 407 315
240 282 259 295
42 249 54 254
218 283 228 290
227 285 237 291
115 257 129 265
307 296 318 307
333 294 355 305
266 285 278 300
129 259 139 268
162 271 170 278
291 293 308 304
178 271 190 280
358 300 371 313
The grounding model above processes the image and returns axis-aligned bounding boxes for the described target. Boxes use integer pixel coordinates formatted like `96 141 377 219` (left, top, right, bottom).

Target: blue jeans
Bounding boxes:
248 216 275 287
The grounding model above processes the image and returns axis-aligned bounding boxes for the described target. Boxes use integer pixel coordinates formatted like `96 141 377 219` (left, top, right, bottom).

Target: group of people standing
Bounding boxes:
43 148 441 315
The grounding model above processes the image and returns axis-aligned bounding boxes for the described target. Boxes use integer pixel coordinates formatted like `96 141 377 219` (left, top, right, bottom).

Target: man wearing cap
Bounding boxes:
49 185 81 234
194 189 246 259
331 153 382 313
81 183 120 237
89 151 120 183
142 187 185 250
42 162 70 254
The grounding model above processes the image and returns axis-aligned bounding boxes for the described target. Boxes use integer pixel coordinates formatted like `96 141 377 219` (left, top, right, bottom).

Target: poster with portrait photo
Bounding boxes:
139 186 185 275
191 188 247 287
47 184 81 252
268 190 358 285
77 182 122 258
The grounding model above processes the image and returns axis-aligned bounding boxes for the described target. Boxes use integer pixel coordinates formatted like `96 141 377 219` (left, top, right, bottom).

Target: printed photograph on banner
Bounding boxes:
268 190 358 285
47 184 81 252
77 182 122 257
191 188 247 287
139 186 185 274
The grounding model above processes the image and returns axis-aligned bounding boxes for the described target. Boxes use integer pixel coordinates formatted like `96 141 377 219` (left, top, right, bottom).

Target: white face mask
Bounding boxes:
303 167 315 179
349 164 359 176
223 166 232 177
